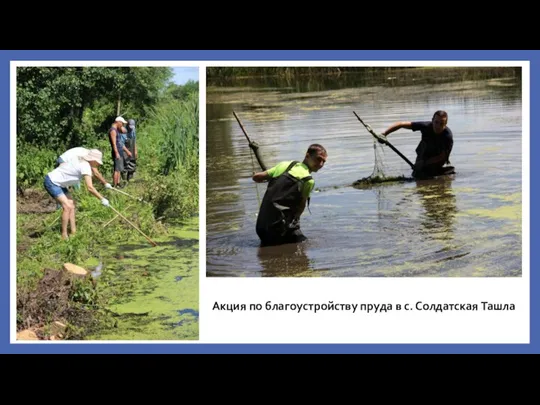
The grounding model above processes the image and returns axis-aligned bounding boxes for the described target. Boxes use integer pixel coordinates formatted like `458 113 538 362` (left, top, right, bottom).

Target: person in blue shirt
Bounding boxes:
108 116 132 188
123 119 138 182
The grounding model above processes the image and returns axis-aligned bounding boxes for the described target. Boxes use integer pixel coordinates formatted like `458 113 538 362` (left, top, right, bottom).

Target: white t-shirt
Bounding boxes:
48 159 93 187
59 147 89 163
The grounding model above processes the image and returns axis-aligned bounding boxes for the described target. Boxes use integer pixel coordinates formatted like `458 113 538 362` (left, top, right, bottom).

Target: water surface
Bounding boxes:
206 69 523 277
88 216 199 339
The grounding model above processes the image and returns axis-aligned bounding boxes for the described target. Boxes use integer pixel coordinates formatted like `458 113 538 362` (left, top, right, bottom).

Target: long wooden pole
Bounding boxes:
109 205 158 247
353 111 415 170
232 111 268 171
110 186 143 202
103 215 119 228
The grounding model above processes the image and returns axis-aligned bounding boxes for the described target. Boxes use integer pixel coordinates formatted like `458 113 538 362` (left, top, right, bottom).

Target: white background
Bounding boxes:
199 60 529 345
11 59 529 344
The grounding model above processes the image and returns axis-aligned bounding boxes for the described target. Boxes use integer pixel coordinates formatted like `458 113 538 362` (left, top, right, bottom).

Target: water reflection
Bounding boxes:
415 177 457 241
206 102 243 235
257 242 312 276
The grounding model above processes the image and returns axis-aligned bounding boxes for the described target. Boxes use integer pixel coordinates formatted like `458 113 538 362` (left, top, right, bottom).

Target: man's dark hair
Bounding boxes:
306 144 327 157
433 110 448 120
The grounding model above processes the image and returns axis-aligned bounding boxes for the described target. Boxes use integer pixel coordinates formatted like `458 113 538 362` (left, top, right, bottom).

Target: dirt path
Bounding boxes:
17 188 57 214
17 188 57 254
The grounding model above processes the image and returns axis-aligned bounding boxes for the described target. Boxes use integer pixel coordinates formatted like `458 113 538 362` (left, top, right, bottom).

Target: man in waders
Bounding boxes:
379 110 454 178
252 144 327 246
123 119 138 182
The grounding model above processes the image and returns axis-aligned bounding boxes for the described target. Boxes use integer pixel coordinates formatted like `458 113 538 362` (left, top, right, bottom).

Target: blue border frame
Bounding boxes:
3 50 536 354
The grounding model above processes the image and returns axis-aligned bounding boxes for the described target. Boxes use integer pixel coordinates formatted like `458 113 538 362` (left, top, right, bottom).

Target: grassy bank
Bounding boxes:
16 83 199 340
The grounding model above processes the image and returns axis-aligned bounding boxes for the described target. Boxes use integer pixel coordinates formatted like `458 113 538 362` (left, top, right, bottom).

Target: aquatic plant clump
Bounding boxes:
371 140 388 178
353 141 410 187
353 175 409 187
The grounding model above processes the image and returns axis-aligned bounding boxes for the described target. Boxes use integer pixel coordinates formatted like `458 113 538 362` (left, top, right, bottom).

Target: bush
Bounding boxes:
17 143 58 193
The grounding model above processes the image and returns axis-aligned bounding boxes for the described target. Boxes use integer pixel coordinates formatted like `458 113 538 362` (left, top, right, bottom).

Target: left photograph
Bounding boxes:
15 66 199 341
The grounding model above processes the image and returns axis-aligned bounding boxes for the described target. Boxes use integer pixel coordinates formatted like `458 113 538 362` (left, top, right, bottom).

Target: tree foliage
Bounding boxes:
165 79 199 101
17 67 173 151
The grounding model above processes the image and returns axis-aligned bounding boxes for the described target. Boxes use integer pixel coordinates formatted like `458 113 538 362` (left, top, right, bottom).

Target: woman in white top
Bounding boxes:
57 147 89 164
44 149 110 240
57 147 112 189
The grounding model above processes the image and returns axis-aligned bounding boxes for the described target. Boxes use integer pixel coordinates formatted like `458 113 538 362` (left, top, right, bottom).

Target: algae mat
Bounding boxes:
89 217 199 340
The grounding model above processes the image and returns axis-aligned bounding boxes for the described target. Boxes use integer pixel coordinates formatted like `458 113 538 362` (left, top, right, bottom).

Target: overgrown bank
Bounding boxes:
16 67 199 340
207 66 522 87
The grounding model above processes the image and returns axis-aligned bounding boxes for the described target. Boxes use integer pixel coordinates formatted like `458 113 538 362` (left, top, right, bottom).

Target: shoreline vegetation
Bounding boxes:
16 67 199 340
207 66 521 86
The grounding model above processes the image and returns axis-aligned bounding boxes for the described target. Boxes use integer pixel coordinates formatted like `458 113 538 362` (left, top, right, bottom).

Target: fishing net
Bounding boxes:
353 140 409 187
371 140 390 179
351 112 412 187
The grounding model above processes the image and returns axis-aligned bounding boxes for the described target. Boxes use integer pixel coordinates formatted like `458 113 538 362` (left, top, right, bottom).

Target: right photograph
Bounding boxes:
206 66 523 277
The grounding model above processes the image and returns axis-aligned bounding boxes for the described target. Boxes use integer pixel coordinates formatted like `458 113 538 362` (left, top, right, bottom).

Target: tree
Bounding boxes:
17 66 173 150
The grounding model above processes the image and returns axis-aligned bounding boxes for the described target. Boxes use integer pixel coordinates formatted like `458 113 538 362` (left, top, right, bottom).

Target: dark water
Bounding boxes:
206 69 523 277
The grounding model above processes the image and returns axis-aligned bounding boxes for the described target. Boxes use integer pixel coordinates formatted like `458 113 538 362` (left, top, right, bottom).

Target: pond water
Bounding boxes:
88 216 199 339
206 68 523 277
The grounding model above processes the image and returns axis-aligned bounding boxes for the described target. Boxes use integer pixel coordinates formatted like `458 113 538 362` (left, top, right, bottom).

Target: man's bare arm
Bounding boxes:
382 121 413 137
109 130 120 158
295 196 308 220
252 171 270 183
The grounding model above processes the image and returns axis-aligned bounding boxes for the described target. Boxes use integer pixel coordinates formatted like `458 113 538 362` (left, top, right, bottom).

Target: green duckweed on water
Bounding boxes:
488 192 521 204
451 187 478 193
478 146 503 155
463 204 521 221
87 217 199 341
300 105 340 111
241 111 288 122
300 106 325 111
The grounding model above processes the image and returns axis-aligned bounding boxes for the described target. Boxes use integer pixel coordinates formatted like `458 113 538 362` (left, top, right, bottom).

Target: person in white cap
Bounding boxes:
56 146 113 189
108 116 130 188
43 149 110 240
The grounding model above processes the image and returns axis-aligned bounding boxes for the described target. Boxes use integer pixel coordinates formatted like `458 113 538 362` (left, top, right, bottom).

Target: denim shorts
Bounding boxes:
44 174 69 198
